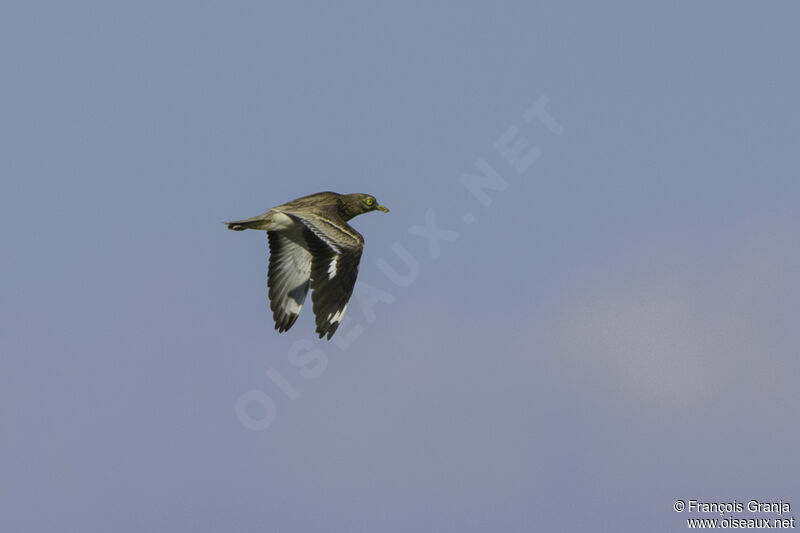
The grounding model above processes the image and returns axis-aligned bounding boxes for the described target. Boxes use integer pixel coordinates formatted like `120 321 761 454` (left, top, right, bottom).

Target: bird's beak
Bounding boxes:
376 205 389 213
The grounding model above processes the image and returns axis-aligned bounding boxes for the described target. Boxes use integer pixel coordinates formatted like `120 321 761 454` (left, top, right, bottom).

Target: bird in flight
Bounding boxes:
226 192 389 339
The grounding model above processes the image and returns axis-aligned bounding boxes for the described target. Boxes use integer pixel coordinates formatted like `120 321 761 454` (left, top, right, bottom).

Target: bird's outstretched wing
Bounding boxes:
285 212 364 339
266 231 311 332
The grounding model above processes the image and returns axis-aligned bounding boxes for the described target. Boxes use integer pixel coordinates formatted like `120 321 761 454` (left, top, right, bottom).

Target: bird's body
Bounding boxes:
226 192 389 339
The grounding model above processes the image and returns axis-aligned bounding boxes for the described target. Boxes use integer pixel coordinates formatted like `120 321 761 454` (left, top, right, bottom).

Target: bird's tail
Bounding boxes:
224 212 273 231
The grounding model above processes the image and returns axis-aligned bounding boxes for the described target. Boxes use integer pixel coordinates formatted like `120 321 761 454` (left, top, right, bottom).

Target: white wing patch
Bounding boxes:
328 255 339 279
327 303 348 326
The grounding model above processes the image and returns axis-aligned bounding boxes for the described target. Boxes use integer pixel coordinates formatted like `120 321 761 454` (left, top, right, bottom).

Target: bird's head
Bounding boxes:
341 193 390 219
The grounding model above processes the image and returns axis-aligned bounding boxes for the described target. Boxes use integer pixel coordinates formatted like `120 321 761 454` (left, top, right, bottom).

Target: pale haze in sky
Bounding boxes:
1 2 798 532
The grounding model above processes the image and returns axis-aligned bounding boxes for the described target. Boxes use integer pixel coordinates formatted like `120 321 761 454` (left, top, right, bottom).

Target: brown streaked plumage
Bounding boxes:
225 192 389 339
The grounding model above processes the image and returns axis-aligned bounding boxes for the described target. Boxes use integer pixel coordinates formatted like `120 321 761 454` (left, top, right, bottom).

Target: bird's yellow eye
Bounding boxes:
365 197 374 206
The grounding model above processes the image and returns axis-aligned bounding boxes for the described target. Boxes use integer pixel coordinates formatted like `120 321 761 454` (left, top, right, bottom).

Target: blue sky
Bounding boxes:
1 2 799 531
